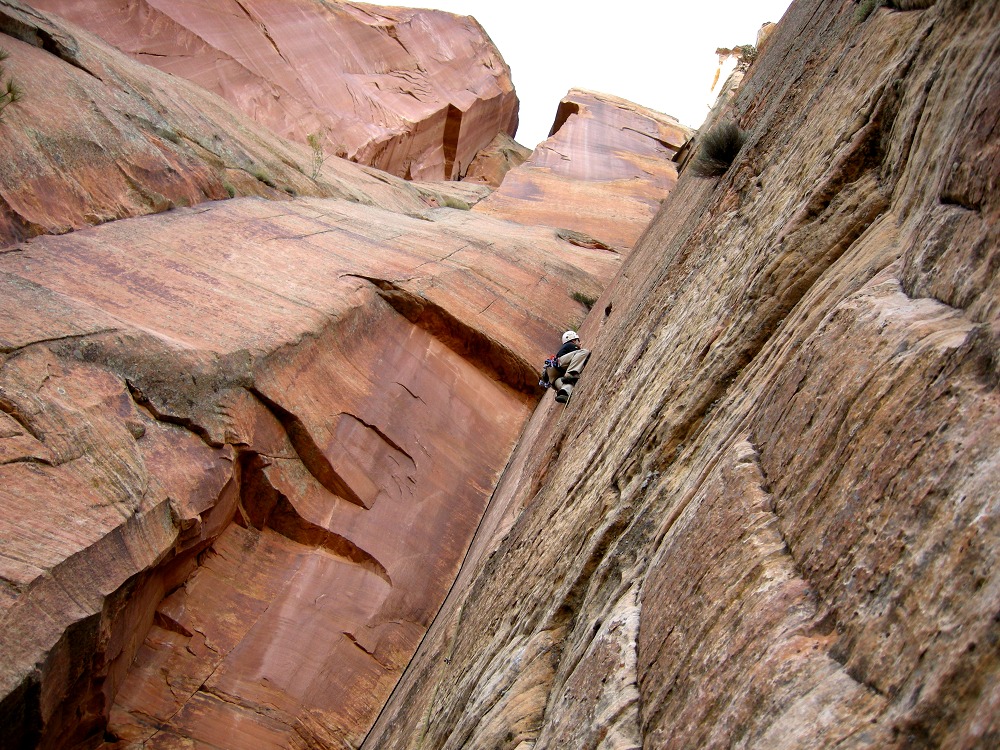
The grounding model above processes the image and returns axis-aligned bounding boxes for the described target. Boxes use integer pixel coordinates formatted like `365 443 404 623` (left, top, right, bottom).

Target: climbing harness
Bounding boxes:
538 356 560 388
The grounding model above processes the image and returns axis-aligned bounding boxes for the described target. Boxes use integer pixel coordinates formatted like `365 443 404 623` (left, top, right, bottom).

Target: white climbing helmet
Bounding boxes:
562 330 580 344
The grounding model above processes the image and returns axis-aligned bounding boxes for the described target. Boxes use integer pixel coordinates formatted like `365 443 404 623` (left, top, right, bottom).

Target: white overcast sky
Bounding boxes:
400 1 793 148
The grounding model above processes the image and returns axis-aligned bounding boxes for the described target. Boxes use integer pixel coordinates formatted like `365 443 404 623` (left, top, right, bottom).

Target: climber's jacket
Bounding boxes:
556 339 581 359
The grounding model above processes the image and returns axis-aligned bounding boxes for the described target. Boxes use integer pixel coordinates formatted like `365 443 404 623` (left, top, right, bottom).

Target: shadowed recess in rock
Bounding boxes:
237 452 391 585
249 388 370 509
444 103 464 179
549 101 580 138
345 273 540 396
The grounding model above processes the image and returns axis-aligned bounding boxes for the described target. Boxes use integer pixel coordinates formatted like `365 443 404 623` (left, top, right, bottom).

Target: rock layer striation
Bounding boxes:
0 195 619 749
0 0 707 746
27 0 519 180
364 1 1000 748
0 15 639 741
0 0 507 250
0 0 462 249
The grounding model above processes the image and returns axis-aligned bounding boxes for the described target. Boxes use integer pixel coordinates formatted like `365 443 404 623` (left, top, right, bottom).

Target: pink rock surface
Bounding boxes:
463 132 532 188
473 89 692 250
0 0 441 248
28 0 519 180
0 193 619 748
362 1 1000 748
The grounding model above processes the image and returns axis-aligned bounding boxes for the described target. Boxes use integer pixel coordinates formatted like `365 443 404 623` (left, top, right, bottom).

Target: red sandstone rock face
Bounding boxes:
0 13 635 742
473 89 692 250
0 2 699 747
363 1 1000 748
0 0 453 248
28 0 519 180
0 195 619 748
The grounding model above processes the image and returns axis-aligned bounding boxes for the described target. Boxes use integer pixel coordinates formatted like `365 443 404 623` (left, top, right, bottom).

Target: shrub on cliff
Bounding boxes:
736 44 758 66
0 48 23 123
855 0 885 21
571 291 598 310
307 131 329 180
691 121 747 177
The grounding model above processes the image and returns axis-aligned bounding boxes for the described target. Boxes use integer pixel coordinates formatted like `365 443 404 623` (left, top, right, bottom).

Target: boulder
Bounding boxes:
463 132 532 188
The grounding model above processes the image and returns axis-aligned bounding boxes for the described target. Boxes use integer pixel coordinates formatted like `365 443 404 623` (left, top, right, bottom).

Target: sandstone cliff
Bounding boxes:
364 0 1000 748
0 0 479 248
473 89 692 251
4 0 997 747
0 195 618 749
27 0 519 180
0 2 689 747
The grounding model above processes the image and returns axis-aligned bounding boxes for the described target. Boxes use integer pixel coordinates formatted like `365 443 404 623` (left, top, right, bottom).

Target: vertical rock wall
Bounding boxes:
0 196 621 749
0 2 696 748
363 0 1000 747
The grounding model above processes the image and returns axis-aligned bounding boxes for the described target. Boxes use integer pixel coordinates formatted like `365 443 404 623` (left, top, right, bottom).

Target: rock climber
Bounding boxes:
539 330 591 403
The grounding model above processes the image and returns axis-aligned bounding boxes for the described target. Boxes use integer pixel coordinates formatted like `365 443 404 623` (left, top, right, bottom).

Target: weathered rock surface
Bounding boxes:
0 3 705 749
0 193 619 749
409 180 493 210
28 0 519 180
463 132 532 188
364 1 1000 748
473 89 692 251
0 0 452 249
8 0 997 747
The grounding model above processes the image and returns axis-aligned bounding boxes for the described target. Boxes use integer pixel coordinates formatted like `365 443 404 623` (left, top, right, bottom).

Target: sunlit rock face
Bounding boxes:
27 0 519 180
363 1 1000 748
472 89 693 251
12 0 993 747
463 132 532 188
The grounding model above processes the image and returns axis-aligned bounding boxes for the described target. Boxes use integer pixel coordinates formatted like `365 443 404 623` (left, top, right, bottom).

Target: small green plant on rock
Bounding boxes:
0 48 24 123
691 120 747 178
855 0 885 22
307 131 328 180
736 44 757 66
571 291 598 310
251 165 277 188
307 130 348 179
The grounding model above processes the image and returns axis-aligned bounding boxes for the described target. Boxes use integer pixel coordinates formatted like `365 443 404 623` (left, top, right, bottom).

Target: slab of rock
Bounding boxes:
472 89 692 251
363 1 1000 748
0 195 620 748
0 0 437 249
409 180 494 210
27 0 519 180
